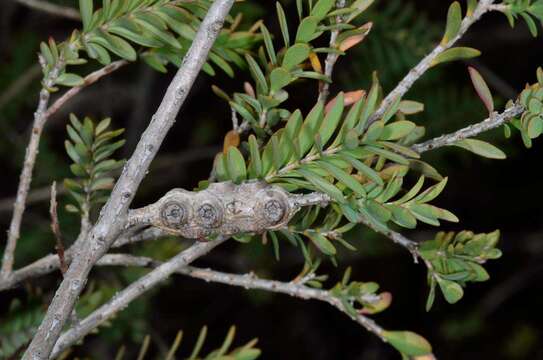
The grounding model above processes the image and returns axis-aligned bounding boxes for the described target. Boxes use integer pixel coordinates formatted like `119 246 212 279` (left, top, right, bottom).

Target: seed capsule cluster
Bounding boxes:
154 181 294 240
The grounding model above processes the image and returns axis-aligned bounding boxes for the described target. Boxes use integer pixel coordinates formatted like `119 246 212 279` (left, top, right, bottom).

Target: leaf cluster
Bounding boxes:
507 67 543 147
215 85 456 256
213 0 373 133
420 230 502 310
39 0 263 89
121 326 260 360
64 114 125 215
502 0 543 36
330 267 392 317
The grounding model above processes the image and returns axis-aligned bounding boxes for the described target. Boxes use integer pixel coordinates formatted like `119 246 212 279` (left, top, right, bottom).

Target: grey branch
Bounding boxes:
0 227 168 291
50 249 385 356
1 59 63 278
50 239 227 358
13 0 81 20
22 1 235 358
368 0 497 126
412 104 525 153
46 60 128 119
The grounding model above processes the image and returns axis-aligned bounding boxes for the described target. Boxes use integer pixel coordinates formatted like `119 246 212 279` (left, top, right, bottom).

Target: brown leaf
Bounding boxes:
339 22 373 52
223 130 240 154
244 82 255 98
325 90 366 113
309 52 322 73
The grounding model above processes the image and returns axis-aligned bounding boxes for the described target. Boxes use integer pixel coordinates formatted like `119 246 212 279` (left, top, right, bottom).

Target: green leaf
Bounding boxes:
437 278 464 304
133 15 181 49
380 121 416 141
431 47 481 67
248 135 262 178
89 32 137 61
468 66 494 114
260 23 277 65
230 101 257 125
282 43 311 70
108 21 163 48
270 67 293 92
390 206 417 229
79 0 93 31
276 2 290 47
318 159 367 197
296 16 320 43
297 168 345 203
319 92 344 145
245 55 269 94
340 153 383 185
307 232 336 255
399 100 424 115
454 139 506 159
56 73 84 87
226 147 247 184
383 331 432 356
298 102 324 156
442 2 462 45
356 77 379 133
311 0 335 19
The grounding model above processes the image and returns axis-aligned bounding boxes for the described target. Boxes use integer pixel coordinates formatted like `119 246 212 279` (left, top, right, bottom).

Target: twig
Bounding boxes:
367 0 498 126
0 145 218 214
22 2 235 358
50 239 228 358
45 60 128 119
50 248 386 357
1 58 64 278
49 182 67 275
318 0 346 103
0 227 169 291
13 0 80 20
412 104 525 154
177 266 386 340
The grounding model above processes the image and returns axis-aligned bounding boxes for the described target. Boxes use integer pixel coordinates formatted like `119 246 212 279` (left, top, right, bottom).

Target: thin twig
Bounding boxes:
23 2 235 358
50 248 386 357
1 58 64 278
412 104 525 154
45 60 128 118
0 145 218 214
318 0 346 103
0 227 169 291
49 182 67 275
367 0 498 127
13 0 80 20
50 239 228 358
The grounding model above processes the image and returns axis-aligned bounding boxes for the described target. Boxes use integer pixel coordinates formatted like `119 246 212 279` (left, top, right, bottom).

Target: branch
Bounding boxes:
1 59 64 278
177 267 386 341
317 0 346 103
412 104 525 154
22 2 235 358
0 227 168 291
368 0 498 126
50 249 386 356
13 0 80 20
50 239 227 358
45 60 128 119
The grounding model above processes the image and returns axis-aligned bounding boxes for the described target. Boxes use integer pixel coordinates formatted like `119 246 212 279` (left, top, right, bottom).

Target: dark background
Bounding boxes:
1 0 543 359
